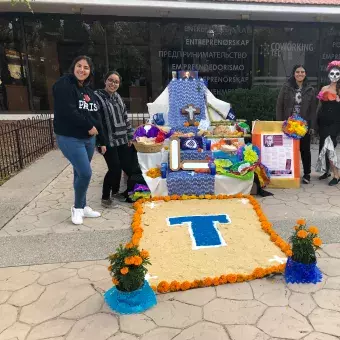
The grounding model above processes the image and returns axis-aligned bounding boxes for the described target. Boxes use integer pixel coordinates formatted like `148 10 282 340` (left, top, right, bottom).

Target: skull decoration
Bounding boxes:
328 68 340 83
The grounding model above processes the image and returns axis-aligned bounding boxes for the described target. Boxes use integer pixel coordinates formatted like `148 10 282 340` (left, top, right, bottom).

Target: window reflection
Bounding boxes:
0 15 334 113
106 21 151 112
254 26 319 88
320 26 340 87
24 16 107 111
0 17 28 111
182 24 252 97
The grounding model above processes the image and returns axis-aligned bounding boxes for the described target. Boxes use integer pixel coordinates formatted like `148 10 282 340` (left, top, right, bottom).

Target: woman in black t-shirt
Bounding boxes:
276 65 317 184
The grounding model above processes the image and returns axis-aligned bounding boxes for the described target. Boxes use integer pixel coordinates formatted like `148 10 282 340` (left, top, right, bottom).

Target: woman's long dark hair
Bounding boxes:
69 55 94 86
288 64 308 88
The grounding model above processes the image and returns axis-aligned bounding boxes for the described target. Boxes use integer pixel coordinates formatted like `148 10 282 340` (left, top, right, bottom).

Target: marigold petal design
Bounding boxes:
113 194 291 293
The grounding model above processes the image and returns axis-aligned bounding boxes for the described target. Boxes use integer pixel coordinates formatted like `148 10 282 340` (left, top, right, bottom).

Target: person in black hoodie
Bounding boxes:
95 71 138 207
53 55 107 225
276 65 317 184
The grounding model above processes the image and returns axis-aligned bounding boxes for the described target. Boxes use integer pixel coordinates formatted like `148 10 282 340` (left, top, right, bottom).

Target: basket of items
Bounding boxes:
133 124 172 153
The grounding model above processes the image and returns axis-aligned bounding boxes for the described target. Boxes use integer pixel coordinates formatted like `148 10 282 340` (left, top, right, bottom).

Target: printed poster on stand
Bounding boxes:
261 133 294 178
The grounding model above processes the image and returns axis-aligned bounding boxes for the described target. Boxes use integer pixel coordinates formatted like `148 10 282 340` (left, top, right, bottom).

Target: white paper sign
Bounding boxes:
261 133 294 178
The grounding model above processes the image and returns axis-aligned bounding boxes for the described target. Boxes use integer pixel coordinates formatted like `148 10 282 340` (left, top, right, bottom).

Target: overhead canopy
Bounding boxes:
1 0 340 23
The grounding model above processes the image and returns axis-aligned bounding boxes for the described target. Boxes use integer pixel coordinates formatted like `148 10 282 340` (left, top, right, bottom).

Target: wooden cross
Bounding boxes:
181 104 200 126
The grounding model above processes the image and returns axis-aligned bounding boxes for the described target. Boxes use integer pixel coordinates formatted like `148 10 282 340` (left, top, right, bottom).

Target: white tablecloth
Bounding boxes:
137 150 169 196
215 174 254 195
137 151 254 197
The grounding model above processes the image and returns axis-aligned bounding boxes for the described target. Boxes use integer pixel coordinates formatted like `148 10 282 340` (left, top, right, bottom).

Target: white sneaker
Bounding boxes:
71 207 84 225
83 206 101 218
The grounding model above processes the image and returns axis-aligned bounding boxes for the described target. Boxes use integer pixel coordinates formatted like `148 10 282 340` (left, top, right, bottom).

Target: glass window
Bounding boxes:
254 25 319 88
320 25 340 87
157 23 252 98
0 16 28 112
158 22 184 91
182 23 253 97
24 16 107 111
106 21 151 113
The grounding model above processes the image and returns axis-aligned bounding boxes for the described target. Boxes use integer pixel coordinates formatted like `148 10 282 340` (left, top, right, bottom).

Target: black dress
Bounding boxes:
318 100 340 137
317 99 340 172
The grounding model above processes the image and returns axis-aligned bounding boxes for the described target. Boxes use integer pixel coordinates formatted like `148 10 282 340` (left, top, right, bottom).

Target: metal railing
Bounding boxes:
0 114 55 180
0 112 151 180
128 112 150 128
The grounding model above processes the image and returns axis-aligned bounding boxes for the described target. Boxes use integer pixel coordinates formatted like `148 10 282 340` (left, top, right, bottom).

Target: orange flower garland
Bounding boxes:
170 281 181 292
181 281 192 291
157 281 170 293
129 194 291 293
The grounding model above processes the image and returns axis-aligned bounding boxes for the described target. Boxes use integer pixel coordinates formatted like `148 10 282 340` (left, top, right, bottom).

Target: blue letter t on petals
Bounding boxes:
167 214 230 250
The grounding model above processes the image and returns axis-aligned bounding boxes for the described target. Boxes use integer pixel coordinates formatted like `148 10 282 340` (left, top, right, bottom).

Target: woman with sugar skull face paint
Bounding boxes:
276 65 317 184
316 61 340 186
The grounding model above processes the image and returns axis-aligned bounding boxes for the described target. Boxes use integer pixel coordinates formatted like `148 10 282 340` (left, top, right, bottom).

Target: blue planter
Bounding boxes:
284 257 322 284
104 280 157 315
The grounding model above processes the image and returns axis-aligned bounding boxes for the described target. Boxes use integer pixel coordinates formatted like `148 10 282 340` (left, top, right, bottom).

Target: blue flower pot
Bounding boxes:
284 257 322 284
104 280 157 315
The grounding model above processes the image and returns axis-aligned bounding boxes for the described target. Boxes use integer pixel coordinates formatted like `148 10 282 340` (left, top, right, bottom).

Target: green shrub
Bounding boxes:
221 86 280 124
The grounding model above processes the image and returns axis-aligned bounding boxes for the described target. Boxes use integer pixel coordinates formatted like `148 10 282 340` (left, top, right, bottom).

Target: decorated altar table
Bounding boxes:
137 143 254 197
132 73 261 198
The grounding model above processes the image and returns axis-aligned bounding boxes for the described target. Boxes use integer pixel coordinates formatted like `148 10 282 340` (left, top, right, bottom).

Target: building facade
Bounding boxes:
0 0 340 113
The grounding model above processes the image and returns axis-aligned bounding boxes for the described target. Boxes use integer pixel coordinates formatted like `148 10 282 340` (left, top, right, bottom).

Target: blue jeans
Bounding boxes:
56 135 95 208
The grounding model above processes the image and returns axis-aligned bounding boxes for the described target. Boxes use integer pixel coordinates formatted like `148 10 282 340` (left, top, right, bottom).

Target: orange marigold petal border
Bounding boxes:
129 194 290 293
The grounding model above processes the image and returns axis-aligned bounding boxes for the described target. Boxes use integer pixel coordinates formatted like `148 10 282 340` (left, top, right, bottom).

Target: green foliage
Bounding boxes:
108 244 150 292
221 86 280 124
290 222 321 265
11 0 33 12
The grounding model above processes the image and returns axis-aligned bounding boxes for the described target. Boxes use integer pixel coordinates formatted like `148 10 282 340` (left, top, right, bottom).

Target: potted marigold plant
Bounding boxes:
284 219 323 284
104 244 157 314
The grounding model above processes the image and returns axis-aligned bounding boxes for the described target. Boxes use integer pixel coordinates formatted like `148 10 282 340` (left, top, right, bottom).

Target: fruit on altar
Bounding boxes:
194 168 210 173
221 144 238 153
155 131 166 143
136 137 157 145
212 125 243 137
172 131 195 138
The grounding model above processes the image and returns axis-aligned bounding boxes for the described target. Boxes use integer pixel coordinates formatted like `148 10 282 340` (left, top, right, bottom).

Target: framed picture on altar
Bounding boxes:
179 71 198 80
